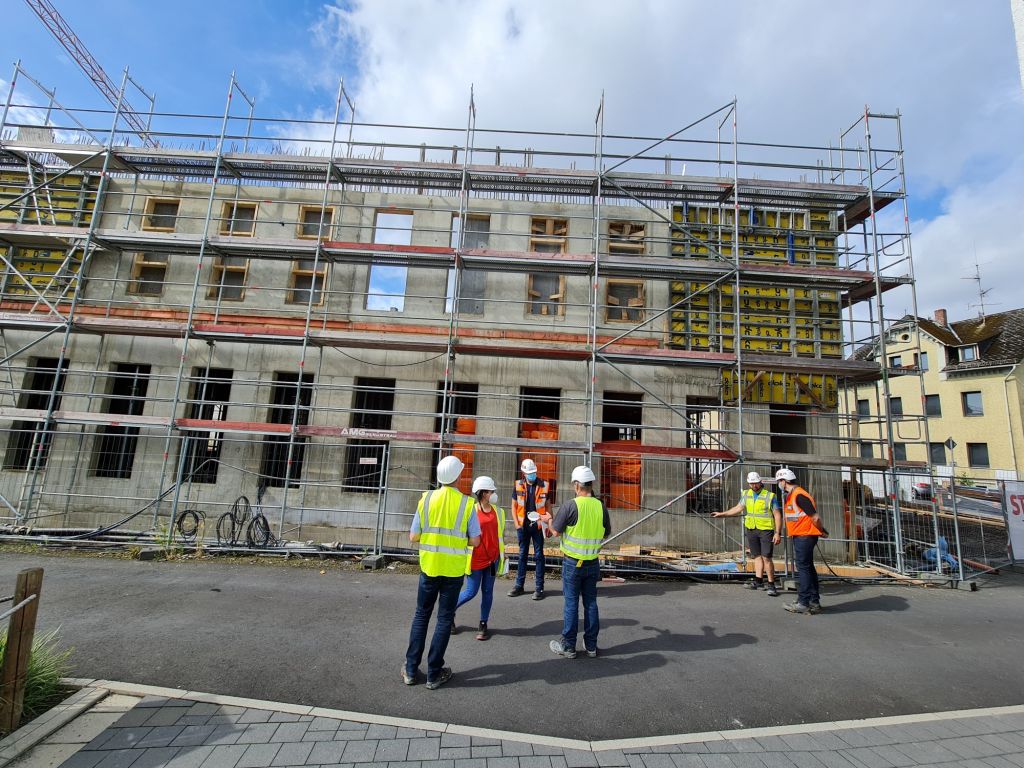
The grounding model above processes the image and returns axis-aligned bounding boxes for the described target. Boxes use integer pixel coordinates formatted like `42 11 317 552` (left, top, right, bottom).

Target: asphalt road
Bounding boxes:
3 550 1023 741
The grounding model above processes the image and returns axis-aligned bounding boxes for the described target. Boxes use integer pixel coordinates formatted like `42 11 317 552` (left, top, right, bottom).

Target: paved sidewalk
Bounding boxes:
4 681 1024 768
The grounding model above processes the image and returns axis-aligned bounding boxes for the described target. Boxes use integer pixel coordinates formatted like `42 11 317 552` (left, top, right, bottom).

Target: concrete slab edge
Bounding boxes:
0 685 108 768
73 680 1024 753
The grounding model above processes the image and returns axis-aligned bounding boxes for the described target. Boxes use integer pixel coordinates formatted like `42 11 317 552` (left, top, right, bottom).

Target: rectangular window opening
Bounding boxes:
128 252 169 296
962 391 983 416
220 202 257 236
208 256 249 301
288 259 328 305
367 211 412 311
93 363 151 479
924 394 941 417
605 280 645 323
345 377 396 492
3 358 68 470
856 399 870 419
182 368 233 484
260 372 314 488
451 214 490 250
445 268 485 315
527 273 566 317
608 221 646 255
967 442 989 468
298 206 333 239
143 198 180 232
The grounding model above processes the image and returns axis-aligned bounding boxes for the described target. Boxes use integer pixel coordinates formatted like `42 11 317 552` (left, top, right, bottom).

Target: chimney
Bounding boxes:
933 308 948 326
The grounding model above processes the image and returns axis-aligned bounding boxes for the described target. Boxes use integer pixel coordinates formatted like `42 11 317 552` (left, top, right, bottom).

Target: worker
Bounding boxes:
775 467 829 615
508 458 552 600
403 455 481 690
548 466 611 659
712 471 782 596
452 475 507 641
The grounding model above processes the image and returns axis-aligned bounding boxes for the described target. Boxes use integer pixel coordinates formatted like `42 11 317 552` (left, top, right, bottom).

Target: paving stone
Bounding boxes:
438 749 471 760
239 712 274 726
166 746 217 768
639 756 676 768
375 740 411 762
811 753 860 768
270 742 314 766
94 748 147 768
532 747 566 757
309 742 349 764
482 758 519 768
471 739 500 747
758 756 798 768
469 747 502 758
273 723 311 743
891 741 961 764
519 757 553 768
441 736 471 748
309 719 342 732
48 749 106 768
785 755 826 768
674 745 710 756
303 731 340 742
942 736 1005 760
836 730 886 749
667 757 709 768
408 739 441 761
169 726 219 748
208 716 245 726
549 759 568 768
834 747 887 768
199 744 248 768
342 742 381 763
351 763 387 768
237 744 284 768
564 751 599 768
144 709 192 728
338 723 369 732
419 761 455 768
385 762 422 768
269 714 303 724
723 755 764 768
237 725 281 745
695 756 735 768
100 728 156 751
114 709 159 728
136 698 173 709
451 760 486 768
179 716 215 727
365 727 399 741
189 703 222 716
207 725 244 746
726 740 762 754
979 734 1024 754
500 743 534 758
334 732 373 742
979 758 1020 768
396 729 428 739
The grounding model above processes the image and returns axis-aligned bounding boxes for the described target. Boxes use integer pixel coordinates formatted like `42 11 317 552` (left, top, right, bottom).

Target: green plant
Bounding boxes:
0 627 73 726
956 473 975 488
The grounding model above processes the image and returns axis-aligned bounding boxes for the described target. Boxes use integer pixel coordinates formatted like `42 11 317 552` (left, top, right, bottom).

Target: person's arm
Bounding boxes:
796 494 828 537
550 500 575 536
467 509 482 548
409 501 422 543
772 508 782 545
712 500 745 518
602 503 612 539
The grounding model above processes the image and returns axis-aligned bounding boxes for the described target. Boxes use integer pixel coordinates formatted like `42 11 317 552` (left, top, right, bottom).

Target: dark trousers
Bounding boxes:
792 535 820 606
514 523 545 591
405 572 463 682
561 557 601 651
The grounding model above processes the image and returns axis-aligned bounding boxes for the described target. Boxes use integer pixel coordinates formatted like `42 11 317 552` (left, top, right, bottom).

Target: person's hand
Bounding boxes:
772 533 781 545
820 529 830 539
711 511 724 518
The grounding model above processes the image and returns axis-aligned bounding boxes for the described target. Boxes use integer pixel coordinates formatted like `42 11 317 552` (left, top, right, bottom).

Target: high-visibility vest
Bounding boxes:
784 486 823 537
511 479 550 527
560 496 606 561
417 485 473 577
743 488 777 531
466 504 507 576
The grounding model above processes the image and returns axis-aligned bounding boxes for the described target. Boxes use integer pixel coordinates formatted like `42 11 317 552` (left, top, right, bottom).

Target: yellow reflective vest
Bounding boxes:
742 488 777 531
559 496 606 561
417 485 473 577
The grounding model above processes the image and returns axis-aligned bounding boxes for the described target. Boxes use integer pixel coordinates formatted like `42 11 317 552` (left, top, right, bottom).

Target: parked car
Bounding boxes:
911 481 932 500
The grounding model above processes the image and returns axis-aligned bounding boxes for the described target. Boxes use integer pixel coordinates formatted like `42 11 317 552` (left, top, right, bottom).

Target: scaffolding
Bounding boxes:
0 64 1008 581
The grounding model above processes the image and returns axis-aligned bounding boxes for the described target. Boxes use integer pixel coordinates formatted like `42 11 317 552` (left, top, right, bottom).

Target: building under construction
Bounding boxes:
4 65 1005 579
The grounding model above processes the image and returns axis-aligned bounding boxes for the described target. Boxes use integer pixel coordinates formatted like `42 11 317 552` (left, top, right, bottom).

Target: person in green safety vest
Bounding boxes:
548 465 611 660
403 455 481 690
713 471 782 596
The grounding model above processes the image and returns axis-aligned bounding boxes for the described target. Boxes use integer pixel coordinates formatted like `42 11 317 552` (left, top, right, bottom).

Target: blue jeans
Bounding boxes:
561 556 600 651
456 563 496 622
792 535 820 606
405 572 463 682
515 523 545 591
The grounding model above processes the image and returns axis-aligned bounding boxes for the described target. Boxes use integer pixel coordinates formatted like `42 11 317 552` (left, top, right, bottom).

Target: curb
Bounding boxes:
0 683 107 768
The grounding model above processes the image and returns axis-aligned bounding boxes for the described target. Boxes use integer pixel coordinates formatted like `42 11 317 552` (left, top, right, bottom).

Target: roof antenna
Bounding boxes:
962 247 999 319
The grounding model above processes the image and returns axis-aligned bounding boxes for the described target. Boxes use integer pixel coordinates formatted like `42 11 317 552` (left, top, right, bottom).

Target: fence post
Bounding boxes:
0 567 44 734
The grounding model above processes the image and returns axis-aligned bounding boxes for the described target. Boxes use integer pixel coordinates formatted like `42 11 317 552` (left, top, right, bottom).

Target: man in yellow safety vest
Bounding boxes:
713 471 782 595
403 455 481 689
548 466 611 659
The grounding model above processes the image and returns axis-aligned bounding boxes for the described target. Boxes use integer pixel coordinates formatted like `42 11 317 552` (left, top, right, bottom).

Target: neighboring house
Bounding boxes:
844 308 1024 483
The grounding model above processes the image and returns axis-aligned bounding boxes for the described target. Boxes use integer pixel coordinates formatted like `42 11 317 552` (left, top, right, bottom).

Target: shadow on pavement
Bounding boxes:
821 594 910 613
603 624 757 655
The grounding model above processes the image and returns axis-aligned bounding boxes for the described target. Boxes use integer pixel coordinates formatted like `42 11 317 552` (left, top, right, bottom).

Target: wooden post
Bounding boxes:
0 568 44 734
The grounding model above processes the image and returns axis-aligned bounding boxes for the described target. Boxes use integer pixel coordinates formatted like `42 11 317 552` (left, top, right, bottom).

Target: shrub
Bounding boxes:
0 628 73 727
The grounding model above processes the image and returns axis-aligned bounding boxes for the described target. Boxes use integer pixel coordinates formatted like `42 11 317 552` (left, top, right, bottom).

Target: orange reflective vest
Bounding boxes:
784 486 823 537
511 479 550 528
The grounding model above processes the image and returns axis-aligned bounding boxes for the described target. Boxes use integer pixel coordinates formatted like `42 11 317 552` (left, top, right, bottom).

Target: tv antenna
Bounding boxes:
962 250 999 318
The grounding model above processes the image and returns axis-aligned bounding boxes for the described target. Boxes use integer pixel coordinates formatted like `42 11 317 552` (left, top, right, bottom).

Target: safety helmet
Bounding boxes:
775 467 797 483
471 475 497 494
521 458 538 474
746 471 762 484
436 455 465 485
571 465 596 484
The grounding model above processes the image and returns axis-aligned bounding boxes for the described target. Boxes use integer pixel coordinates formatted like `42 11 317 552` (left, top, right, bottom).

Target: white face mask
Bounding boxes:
489 493 499 505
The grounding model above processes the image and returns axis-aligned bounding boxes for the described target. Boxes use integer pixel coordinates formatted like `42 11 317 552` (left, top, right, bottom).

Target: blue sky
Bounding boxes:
4 0 1023 322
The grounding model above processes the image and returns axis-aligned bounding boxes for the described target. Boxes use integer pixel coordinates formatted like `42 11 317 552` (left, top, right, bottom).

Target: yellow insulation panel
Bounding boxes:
2 247 79 298
0 171 97 226
723 369 839 408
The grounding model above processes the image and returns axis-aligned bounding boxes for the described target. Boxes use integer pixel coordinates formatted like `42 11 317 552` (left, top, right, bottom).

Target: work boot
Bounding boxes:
507 585 525 597
745 580 762 590
808 602 822 614
585 647 599 658
476 621 490 641
784 602 810 614
402 666 418 686
549 639 577 659
765 583 779 597
532 590 545 601
425 667 453 690
450 622 460 635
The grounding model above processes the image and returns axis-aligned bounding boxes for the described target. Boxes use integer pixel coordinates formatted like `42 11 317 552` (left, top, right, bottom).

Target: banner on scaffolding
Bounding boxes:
1002 481 1024 564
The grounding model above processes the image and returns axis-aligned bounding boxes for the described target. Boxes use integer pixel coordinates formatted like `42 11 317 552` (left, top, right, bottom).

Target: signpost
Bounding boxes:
1002 481 1024 564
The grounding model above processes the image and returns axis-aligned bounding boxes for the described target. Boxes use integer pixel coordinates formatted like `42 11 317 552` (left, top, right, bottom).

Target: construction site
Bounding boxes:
0 57 1014 584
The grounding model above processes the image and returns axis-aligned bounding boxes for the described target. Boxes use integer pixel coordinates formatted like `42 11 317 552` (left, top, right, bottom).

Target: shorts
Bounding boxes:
745 529 775 558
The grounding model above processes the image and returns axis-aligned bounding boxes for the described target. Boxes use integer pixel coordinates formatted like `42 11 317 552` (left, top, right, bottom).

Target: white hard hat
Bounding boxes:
436 455 465 485
571 466 596 484
521 458 538 474
746 471 762 484
775 467 797 483
471 475 497 494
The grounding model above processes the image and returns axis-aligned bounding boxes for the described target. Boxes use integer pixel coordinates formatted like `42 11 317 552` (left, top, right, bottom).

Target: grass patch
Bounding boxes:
0 627 73 729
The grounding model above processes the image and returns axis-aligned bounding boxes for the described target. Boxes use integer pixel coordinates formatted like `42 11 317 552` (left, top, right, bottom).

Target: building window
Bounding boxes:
451 214 490 249
209 256 249 300
960 345 978 362
345 378 395 492
892 442 907 462
924 394 941 417
859 442 873 459
445 269 485 315
889 355 903 368
856 399 870 419
367 211 412 311
929 442 946 465
889 396 903 419
605 280 645 323
529 217 568 253
260 373 313 488
288 259 327 305
142 198 180 232
128 252 168 296
181 368 232 484
602 392 642 442
3 358 67 470
219 202 257 236
967 443 989 468
527 273 566 316
93 363 150 479
961 391 983 416
608 221 646 255
297 206 333 239
919 351 929 371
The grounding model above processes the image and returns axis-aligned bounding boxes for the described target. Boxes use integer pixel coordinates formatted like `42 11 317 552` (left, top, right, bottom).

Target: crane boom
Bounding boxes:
24 0 156 146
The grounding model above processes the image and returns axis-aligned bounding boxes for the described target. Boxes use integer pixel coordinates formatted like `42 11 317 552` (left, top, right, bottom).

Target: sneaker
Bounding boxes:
808 602 822 614
549 640 577 659
532 590 545 601
784 602 811 614
476 621 490 641
450 622 460 635
765 583 779 597
402 666 417 686
507 586 525 597
425 667 453 690
745 580 762 590
585 648 599 658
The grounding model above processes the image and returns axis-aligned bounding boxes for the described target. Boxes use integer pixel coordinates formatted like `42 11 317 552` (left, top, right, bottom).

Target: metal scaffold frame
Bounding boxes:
1 66 1005 582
